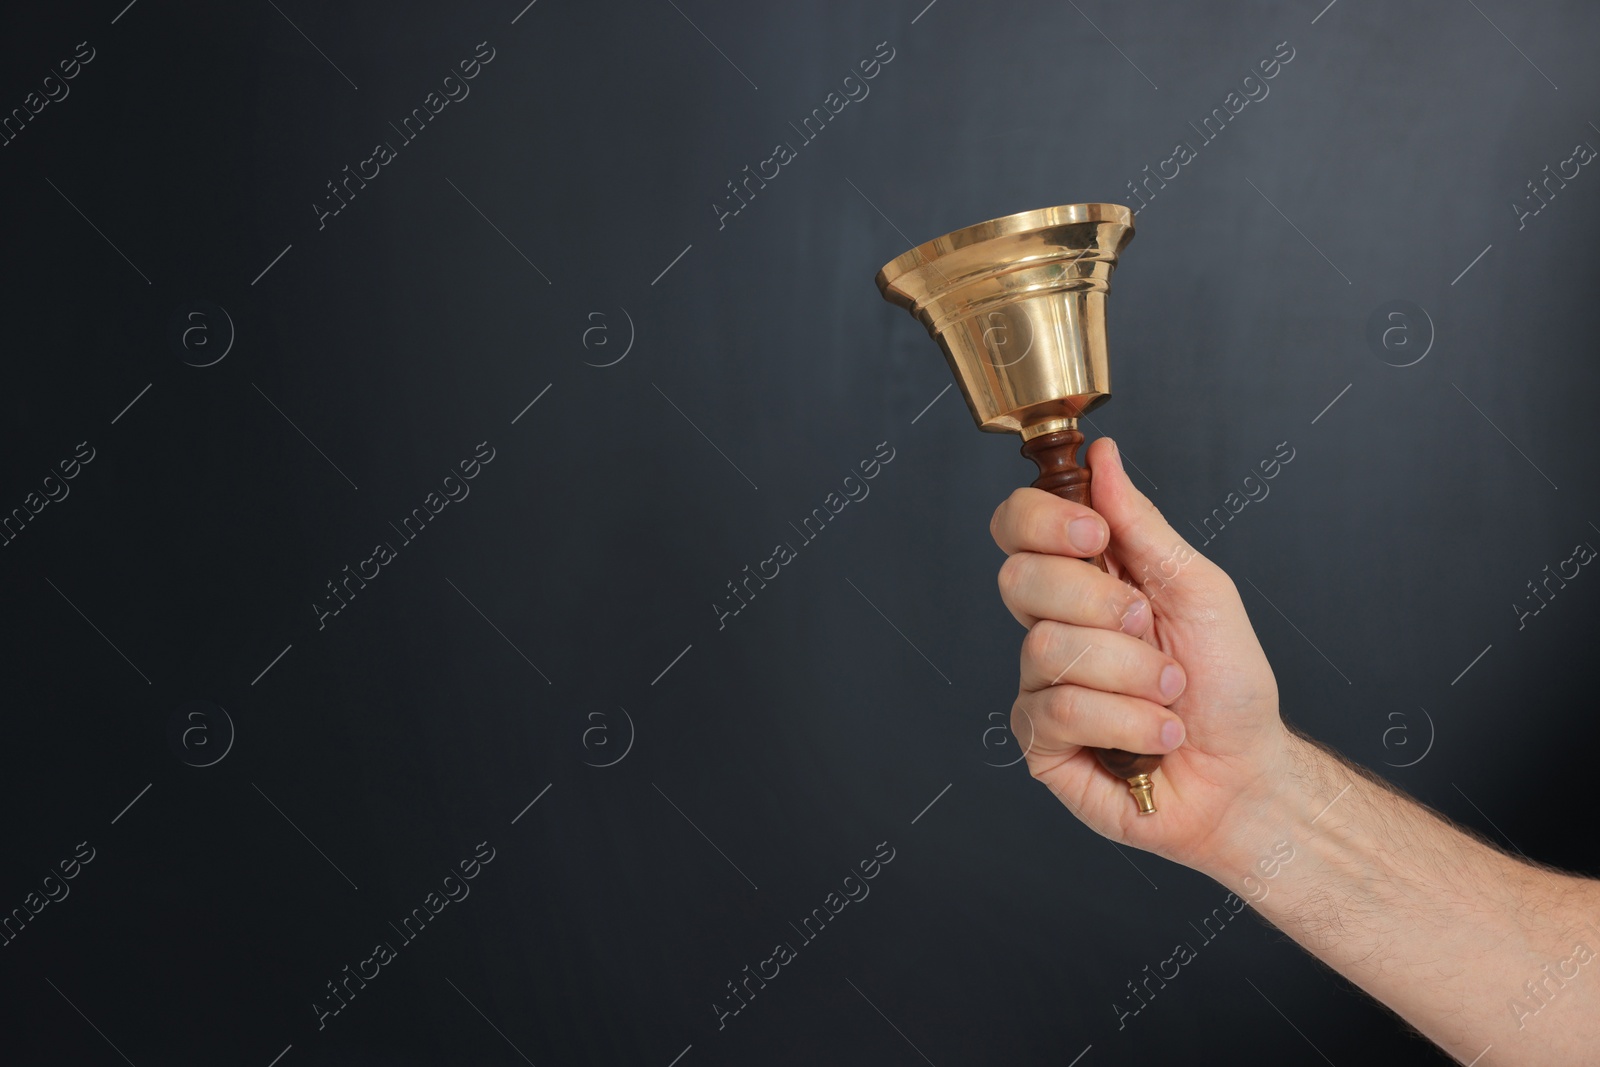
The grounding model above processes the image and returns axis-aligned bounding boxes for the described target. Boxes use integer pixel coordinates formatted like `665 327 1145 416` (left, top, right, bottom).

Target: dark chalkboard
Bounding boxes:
2 1 1597 1063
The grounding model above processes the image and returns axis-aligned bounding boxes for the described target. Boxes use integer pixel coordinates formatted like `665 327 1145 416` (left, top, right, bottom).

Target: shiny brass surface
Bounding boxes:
1020 416 1080 443
874 203 1134 439
877 203 1159 814
1126 773 1157 816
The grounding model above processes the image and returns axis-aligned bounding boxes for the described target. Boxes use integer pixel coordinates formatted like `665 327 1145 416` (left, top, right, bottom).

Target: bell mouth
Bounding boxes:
874 202 1134 308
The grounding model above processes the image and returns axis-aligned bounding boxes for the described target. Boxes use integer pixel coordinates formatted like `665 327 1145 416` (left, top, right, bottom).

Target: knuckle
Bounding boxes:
1044 683 1084 726
997 552 1030 603
988 500 1007 546
1019 622 1046 667
1010 699 1033 741
1020 618 1060 669
1022 495 1055 546
992 488 1031 545
1024 617 1062 675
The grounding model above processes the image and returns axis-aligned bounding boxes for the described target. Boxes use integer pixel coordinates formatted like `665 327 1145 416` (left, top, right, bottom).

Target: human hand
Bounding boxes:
990 437 1291 872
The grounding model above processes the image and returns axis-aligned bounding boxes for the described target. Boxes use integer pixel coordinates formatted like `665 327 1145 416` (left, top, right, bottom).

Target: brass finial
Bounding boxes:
1127 774 1157 815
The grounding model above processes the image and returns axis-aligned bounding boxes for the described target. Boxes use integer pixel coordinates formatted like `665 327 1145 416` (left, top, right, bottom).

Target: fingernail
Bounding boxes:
1159 664 1186 701
1119 598 1148 634
1108 439 1123 472
1068 517 1104 553
1160 718 1185 750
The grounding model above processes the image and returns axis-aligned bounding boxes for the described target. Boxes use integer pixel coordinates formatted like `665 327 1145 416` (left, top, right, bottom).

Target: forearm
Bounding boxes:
1201 732 1600 1064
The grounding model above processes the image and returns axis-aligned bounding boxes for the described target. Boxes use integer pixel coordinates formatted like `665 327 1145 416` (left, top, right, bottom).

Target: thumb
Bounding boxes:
1086 437 1232 618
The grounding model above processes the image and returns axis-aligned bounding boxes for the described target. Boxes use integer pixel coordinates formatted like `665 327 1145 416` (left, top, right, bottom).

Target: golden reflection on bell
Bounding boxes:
874 203 1134 443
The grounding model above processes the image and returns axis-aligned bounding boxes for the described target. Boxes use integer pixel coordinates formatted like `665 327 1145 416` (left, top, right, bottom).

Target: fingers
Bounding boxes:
1013 683 1186 759
990 487 1109 558
1018 619 1186 702
1084 437 1235 616
998 550 1152 633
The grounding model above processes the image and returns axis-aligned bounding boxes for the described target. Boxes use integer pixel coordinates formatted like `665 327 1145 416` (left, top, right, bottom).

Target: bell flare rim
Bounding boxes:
874 202 1136 302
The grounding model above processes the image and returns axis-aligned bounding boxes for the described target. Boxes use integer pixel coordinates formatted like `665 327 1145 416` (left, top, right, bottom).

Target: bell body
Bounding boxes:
874 203 1134 441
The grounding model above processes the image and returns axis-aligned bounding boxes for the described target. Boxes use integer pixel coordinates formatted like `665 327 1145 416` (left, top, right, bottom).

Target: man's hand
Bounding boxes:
990 436 1288 872
995 436 1600 1065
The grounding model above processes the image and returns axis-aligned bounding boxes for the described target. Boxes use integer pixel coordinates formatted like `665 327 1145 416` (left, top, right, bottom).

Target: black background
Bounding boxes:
3 1 1598 1064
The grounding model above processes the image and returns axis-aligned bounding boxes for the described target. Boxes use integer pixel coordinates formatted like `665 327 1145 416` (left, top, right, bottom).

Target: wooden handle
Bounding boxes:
1021 429 1162 811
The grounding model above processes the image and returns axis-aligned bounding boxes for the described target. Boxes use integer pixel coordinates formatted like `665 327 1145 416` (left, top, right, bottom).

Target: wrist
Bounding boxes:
1190 729 1342 889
